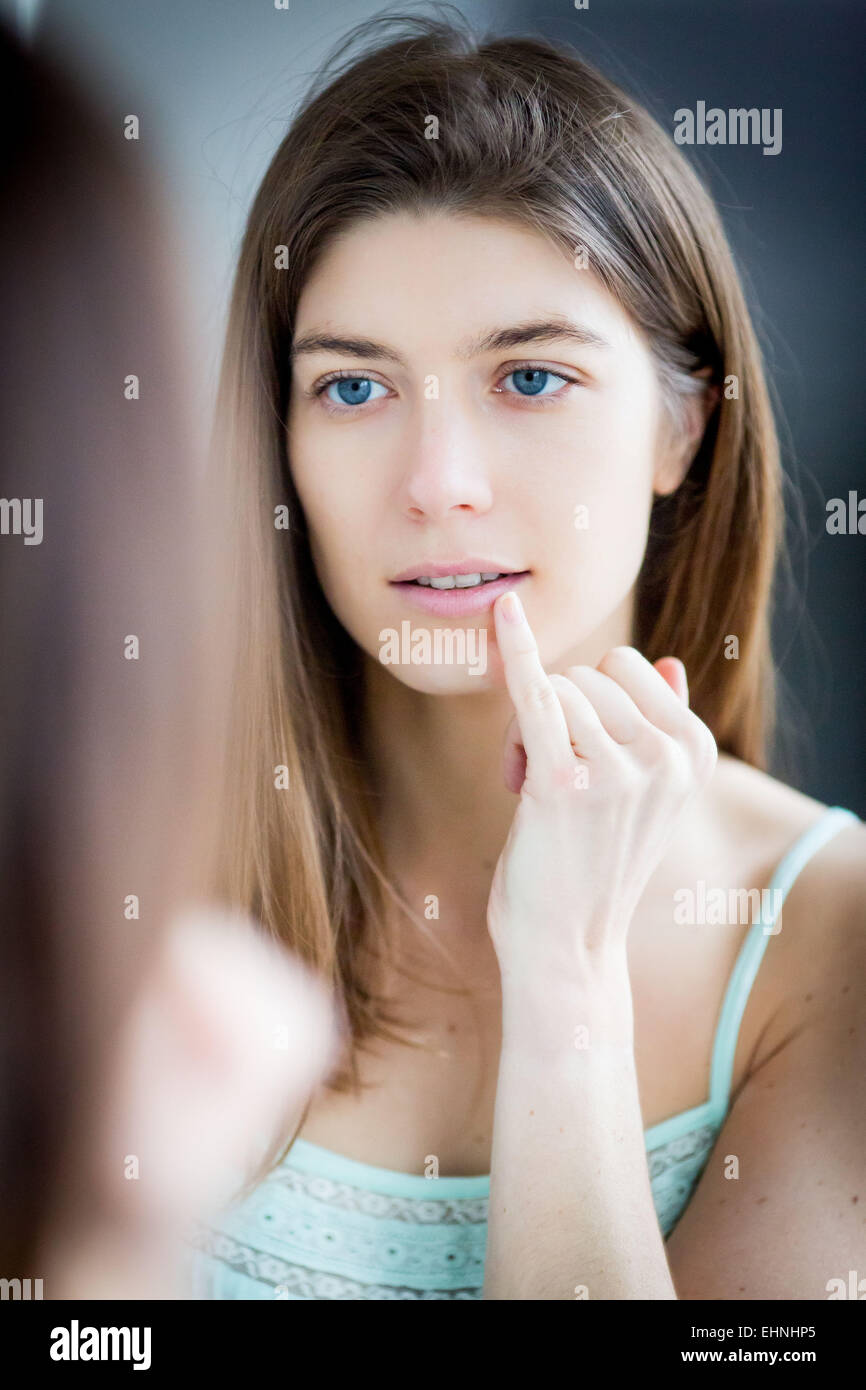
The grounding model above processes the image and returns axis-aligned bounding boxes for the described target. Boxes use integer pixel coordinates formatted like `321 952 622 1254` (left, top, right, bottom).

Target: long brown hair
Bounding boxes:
212 9 783 1182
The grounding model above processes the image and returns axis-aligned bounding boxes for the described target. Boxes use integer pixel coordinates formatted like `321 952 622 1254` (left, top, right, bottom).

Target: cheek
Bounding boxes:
528 395 658 641
289 432 373 572
534 393 657 544
287 440 391 655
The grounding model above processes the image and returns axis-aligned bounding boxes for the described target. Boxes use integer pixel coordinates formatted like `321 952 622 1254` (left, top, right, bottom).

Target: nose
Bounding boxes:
398 392 494 521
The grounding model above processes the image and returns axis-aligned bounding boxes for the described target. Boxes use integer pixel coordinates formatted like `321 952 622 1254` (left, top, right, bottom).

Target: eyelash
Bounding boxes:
307 362 583 412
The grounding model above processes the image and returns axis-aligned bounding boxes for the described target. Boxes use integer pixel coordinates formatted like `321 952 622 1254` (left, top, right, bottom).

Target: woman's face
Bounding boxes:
287 210 692 691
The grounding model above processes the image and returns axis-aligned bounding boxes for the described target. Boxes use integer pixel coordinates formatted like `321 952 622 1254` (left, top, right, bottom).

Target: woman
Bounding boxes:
185 11 866 1300
0 18 335 1298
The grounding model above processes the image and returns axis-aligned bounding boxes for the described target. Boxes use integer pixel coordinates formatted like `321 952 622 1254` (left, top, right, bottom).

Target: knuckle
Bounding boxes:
524 676 558 713
684 712 717 770
659 722 717 792
696 725 718 777
551 759 580 793
608 742 642 784
669 739 694 785
636 721 673 764
640 727 691 789
598 645 641 674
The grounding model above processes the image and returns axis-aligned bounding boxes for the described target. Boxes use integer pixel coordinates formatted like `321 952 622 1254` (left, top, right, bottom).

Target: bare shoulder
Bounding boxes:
710 753 865 914
711 753 866 1066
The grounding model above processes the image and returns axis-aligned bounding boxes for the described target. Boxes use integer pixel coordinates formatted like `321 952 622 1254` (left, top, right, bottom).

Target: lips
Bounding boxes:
389 570 530 616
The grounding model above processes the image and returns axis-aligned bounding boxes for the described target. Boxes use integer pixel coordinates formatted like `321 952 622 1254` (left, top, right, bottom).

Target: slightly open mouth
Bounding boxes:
404 570 529 591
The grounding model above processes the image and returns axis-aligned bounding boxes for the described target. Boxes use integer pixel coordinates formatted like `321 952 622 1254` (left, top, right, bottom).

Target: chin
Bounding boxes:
369 602 519 692
376 656 504 695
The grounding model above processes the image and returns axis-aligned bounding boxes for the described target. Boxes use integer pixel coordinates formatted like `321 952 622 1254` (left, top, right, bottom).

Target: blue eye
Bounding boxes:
324 377 388 407
502 368 570 397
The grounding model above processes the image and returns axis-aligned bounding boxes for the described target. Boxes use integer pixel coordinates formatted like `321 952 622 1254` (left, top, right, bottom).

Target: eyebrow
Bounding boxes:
289 316 612 366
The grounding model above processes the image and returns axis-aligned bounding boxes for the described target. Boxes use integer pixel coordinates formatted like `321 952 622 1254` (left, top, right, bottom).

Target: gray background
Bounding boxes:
16 0 865 813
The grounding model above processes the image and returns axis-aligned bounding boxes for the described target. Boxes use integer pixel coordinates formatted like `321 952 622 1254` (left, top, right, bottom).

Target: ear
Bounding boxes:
653 367 720 497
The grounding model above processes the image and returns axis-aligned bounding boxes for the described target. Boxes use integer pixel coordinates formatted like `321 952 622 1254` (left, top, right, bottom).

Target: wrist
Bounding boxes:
497 936 631 1002
498 947 635 1059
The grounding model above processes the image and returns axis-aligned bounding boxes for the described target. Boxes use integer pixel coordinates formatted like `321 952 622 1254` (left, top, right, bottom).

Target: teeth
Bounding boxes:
444 572 481 589
415 572 504 589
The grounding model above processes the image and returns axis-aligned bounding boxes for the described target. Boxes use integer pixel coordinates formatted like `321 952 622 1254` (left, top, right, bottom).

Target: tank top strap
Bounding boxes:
707 805 861 1121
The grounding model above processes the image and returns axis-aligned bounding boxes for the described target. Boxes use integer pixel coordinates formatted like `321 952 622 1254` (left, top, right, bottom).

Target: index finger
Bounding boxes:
493 588 571 780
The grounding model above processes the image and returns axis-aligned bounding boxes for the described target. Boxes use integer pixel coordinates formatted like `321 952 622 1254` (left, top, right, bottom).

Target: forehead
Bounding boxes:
293 209 645 357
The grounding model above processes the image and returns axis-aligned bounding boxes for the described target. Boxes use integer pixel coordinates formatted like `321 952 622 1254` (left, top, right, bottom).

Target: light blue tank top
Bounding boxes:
182 805 859 1299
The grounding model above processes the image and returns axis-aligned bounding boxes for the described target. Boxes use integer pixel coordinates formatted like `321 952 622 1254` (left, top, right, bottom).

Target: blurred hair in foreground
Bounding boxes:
0 16 335 1296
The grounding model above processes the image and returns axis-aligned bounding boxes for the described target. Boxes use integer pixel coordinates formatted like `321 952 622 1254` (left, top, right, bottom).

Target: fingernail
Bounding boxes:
500 590 522 623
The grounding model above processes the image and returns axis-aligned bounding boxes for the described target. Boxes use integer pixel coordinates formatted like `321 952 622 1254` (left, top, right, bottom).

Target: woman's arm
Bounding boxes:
481 590 717 1300
483 959 677 1299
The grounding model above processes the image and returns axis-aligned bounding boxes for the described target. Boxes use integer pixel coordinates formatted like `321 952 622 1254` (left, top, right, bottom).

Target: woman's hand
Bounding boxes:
61 908 339 1298
486 589 717 994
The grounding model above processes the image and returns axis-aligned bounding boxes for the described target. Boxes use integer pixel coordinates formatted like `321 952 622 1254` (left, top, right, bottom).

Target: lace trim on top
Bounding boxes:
184 1122 720 1299
267 1166 490 1224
